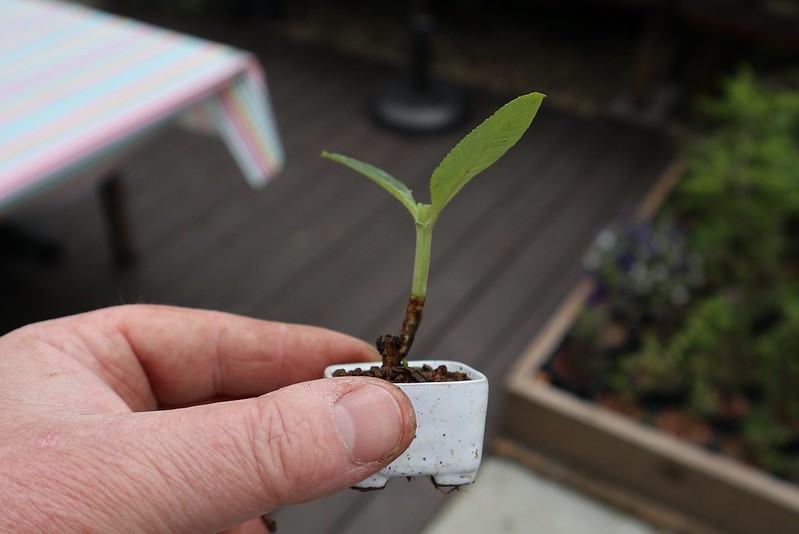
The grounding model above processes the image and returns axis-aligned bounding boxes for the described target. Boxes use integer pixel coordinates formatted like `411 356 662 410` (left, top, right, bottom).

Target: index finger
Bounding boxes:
59 305 380 407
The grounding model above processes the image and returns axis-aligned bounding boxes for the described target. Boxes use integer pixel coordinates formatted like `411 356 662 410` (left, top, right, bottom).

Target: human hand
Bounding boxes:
0 305 415 533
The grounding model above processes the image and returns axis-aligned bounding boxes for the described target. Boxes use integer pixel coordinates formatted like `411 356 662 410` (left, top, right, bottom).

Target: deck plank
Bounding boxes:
0 14 675 534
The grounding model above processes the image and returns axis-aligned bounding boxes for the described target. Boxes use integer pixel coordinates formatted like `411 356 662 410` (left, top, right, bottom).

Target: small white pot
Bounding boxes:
324 360 489 489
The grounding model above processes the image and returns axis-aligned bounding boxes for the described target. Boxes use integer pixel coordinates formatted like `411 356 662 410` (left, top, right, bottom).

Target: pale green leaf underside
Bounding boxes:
429 92 544 219
321 151 418 218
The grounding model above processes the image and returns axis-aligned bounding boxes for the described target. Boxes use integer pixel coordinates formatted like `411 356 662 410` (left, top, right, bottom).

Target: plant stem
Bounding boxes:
401 209 434 355
379 206 434 367
411 212 433 298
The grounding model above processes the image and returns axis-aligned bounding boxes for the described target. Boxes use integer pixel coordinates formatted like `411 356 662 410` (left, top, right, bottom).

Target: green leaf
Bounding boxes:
321 151 418 218
429 92 544 219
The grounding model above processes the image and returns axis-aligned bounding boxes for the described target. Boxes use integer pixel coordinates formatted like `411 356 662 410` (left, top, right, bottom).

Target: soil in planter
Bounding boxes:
332 364 471 383
654 408 714 448
543 337 799 484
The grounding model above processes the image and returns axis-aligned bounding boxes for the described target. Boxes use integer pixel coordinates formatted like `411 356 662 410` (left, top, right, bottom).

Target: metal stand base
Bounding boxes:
370 12 467 134
370 79 466 134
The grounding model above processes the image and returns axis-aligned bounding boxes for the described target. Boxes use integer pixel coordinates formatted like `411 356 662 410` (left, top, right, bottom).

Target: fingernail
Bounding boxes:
334 384 404 463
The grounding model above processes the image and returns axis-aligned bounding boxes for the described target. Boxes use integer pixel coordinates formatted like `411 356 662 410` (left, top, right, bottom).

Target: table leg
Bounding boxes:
100 173 136 268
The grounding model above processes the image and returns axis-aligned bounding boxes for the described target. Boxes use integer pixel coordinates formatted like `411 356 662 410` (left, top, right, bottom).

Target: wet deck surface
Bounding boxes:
0 11 675 533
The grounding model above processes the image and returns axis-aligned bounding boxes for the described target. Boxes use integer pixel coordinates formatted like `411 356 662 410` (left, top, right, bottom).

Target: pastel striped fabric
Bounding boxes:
0 0 284 213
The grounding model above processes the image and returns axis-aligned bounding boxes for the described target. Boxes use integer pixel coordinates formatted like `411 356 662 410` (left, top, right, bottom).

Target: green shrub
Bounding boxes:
668 294 758 416
612 333 686 400
669 66 799 287
562 65 799 482
757 294 799 423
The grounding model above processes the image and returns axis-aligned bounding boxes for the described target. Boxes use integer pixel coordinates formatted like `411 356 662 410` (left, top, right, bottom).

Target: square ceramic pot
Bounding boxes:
324 360 489 489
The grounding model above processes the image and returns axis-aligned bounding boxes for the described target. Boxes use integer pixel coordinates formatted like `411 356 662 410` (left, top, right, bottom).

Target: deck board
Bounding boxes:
0 13 676 534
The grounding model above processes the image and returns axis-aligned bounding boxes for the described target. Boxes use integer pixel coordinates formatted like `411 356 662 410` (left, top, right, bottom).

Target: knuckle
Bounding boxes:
245 398 315 503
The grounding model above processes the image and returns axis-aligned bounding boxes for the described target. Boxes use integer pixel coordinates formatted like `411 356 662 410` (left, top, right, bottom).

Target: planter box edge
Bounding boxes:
503 277 799 534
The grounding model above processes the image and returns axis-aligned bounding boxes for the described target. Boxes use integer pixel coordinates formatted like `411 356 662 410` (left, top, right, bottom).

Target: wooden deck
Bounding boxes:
0 13 675 533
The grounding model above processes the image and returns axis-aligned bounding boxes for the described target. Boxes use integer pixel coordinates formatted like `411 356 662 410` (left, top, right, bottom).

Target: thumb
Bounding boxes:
90 378 415 532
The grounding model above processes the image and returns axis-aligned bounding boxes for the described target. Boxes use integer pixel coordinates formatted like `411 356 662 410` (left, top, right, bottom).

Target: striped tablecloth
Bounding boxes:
0 0 284 213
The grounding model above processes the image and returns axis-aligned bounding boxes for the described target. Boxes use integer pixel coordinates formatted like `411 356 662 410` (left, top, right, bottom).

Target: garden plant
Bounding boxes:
546 66 799 483
323 92 544 377
319 92 544 488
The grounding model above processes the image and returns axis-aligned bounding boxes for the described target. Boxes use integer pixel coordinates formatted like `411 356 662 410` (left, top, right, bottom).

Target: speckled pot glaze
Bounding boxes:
324 360 489 489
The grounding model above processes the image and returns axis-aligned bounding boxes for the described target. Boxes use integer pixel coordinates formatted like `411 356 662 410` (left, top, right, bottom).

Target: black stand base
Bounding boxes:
370 79 466 134
369 11 467 135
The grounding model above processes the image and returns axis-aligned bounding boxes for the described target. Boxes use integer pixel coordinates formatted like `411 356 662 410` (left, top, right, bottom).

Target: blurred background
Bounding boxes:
2 0 798 532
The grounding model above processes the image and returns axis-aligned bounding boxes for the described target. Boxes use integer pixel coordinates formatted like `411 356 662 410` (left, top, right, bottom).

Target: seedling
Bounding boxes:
323 92 544 368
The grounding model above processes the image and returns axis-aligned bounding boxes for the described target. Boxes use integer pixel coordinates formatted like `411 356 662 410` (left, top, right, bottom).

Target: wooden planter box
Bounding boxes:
501 157 799 533
503 274 799 534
